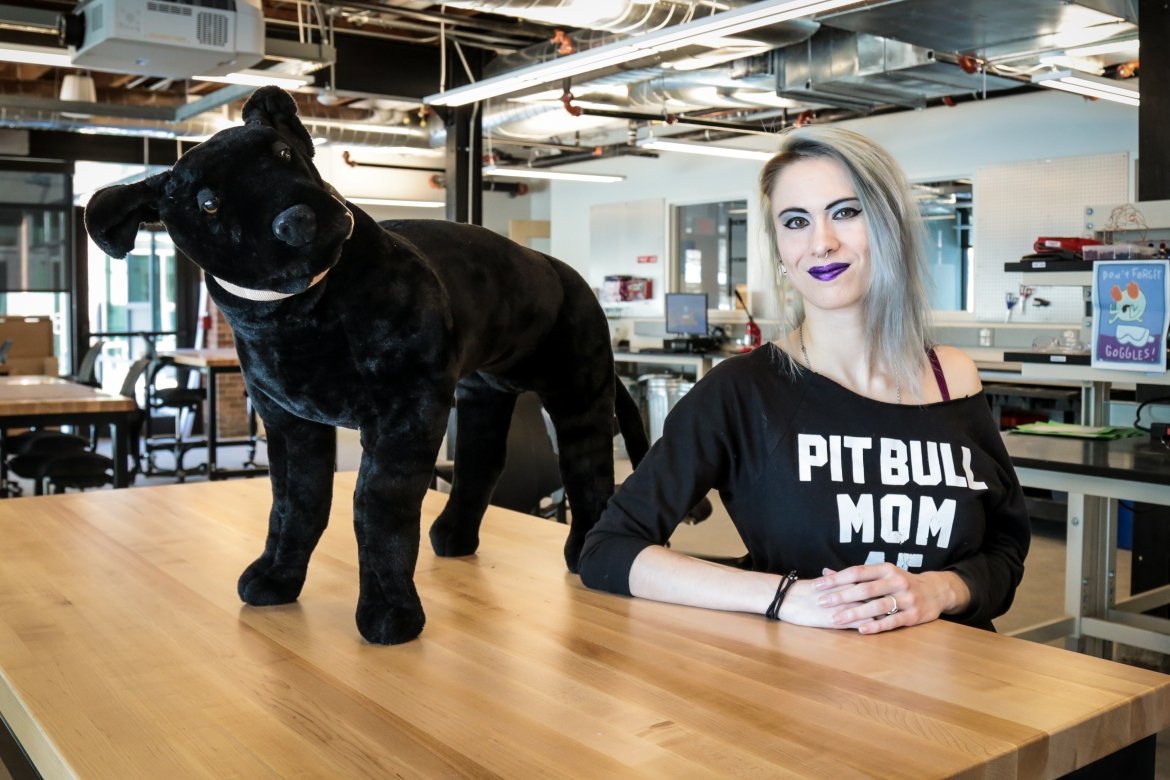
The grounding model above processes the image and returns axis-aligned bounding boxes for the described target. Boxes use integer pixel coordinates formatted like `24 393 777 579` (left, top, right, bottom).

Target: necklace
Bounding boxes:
799 325 902 404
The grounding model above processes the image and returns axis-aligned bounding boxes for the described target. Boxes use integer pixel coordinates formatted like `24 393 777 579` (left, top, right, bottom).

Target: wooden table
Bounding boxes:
0 375 137 491
163 348 267 480
1 476 1169 779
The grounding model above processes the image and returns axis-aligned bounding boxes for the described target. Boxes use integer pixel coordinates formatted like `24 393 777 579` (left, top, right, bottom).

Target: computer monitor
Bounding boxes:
665 293 708 337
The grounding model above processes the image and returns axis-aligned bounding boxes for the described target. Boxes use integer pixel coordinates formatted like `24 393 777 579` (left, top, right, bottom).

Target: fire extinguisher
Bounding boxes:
734 289 762 350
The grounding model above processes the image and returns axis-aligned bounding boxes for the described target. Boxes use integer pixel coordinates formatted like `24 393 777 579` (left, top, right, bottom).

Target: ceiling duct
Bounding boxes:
816 0 1136 63
0 99 438 150
438 0 731 36
478 3 820 78
775 26 1023 111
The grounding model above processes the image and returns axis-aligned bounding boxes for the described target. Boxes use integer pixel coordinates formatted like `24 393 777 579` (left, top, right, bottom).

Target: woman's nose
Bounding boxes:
811 218 839 258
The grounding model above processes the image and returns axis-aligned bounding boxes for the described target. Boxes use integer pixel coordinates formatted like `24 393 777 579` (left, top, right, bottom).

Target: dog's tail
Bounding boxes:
614 375 650 468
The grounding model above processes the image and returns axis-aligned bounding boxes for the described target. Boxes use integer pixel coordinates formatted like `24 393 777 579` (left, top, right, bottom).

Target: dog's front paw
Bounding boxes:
237 558 306 606
428 512 480 557
356 594 426 645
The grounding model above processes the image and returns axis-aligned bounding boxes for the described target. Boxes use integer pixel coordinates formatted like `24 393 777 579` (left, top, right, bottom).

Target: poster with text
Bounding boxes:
1091 259 1169 371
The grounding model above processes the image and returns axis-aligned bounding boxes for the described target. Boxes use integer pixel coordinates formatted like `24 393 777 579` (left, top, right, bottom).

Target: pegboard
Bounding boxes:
973 152 1129 323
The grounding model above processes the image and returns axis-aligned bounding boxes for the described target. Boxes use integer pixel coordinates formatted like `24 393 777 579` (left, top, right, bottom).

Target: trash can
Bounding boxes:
639 373 694 443
615 375 641 459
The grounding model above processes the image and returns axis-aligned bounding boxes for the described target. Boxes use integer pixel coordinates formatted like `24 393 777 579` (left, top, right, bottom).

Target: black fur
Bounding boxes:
84 87 649 645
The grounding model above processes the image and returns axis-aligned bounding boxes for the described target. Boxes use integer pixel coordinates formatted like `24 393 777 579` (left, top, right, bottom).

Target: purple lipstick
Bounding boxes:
808 262 849 281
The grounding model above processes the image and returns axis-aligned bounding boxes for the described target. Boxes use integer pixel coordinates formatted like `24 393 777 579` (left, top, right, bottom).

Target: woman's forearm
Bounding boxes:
628 545 780 614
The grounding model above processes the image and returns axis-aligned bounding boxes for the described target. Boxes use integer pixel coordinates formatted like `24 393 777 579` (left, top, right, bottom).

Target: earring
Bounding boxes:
779 263 788 276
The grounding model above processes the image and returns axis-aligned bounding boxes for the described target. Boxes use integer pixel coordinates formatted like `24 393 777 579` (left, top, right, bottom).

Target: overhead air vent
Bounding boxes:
775 27 1021 110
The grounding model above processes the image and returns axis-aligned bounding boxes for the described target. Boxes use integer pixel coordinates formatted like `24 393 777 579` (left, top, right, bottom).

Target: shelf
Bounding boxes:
1004 351 1170 385
1004 351 1091 366
1004 259 1094 287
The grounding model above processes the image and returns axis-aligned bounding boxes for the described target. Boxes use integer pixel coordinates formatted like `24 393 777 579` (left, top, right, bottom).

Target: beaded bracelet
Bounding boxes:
765 570 799 621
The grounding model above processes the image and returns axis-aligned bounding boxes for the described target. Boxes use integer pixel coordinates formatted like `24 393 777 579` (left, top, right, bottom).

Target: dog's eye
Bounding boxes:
197 189 219 215
276 144 292 162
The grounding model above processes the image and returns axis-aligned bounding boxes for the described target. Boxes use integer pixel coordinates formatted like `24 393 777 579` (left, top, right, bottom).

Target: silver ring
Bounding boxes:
886 596 899 616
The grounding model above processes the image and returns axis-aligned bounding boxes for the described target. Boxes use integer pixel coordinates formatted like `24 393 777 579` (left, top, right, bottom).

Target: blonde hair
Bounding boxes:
759 125 933 385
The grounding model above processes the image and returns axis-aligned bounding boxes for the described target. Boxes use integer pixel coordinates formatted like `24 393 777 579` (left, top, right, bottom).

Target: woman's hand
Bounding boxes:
809 564 971 634
775 580 873 630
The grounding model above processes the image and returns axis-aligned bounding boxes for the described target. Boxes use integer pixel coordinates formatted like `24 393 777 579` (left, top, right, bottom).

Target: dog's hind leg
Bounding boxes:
429 376 518 557
237 401 337 607
543 393 617 573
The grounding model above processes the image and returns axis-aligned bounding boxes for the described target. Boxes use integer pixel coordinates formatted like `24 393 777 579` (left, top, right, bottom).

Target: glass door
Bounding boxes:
88 229 180 392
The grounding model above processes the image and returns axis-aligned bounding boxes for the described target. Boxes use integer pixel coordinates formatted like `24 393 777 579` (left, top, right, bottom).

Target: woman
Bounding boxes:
578 126 1029 633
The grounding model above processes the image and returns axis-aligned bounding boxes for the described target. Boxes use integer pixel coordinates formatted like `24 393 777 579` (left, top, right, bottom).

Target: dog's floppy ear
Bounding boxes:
242 86 315 159
84 171 170 259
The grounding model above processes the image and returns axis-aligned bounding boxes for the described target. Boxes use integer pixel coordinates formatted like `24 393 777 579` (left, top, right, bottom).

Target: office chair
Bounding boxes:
70 340 106 387
433 392 567 523
140 356 206 480
490 392 568 522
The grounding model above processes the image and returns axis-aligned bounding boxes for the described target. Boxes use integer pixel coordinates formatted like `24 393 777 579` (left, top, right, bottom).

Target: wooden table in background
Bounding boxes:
163 347 267 480
1 475 1169 778
0 375 137 490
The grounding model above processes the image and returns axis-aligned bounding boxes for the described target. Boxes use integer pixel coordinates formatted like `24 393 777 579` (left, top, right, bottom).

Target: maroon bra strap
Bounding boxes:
927 348 950 401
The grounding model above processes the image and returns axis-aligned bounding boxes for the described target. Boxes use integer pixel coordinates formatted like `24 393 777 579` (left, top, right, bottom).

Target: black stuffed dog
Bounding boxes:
85 87 649 645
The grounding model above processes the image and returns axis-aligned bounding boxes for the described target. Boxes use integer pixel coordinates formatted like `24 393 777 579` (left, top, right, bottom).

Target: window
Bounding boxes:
915 179 973 312
0 164 74 369
672 199 748 310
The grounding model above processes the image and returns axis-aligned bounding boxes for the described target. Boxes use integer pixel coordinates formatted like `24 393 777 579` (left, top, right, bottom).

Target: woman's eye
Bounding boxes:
782 215 809 229
834 206 862 220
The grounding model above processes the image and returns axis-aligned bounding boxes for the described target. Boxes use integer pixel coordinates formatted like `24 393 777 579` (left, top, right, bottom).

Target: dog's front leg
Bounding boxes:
238 406 337 607
352 405 447 645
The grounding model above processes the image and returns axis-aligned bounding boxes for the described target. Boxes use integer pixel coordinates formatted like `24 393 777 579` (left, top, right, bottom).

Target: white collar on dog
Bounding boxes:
212 268 330 302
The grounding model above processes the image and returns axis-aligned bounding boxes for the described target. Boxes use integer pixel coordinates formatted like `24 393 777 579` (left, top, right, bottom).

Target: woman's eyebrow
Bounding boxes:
777 196 860 217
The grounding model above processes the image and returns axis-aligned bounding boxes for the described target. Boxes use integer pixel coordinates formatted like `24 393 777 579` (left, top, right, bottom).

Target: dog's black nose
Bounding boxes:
272 204 317 247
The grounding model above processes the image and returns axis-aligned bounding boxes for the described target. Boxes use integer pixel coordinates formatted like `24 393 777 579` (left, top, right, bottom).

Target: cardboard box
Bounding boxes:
0 315 57 375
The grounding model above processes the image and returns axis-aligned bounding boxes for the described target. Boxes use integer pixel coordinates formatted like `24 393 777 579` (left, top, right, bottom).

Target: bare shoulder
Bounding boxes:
932 345 983 398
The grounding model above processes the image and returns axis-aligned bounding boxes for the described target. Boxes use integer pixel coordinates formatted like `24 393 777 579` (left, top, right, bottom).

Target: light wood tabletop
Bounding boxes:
1 475 1168 779
0 375 135 416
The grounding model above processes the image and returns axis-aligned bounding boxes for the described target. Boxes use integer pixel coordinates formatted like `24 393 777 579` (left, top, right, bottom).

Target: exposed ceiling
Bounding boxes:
0 0 1143 166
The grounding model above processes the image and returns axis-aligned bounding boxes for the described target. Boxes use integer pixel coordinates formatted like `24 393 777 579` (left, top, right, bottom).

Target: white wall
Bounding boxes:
547 89 1140 321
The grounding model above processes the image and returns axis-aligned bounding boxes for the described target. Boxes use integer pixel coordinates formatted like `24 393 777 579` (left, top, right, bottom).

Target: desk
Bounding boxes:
1004 432 1170 656
614 349 716 380
1 476 1168 778
0 376 137 490
164 348 267 480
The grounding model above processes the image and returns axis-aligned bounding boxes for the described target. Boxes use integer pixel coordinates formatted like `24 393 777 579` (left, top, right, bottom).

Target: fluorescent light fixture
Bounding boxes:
425 0 869 107
483 165 624 183
346 197 445 208
0 43 72 68
639 138 774 161
194 70 312 90
1032 69 1139 106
